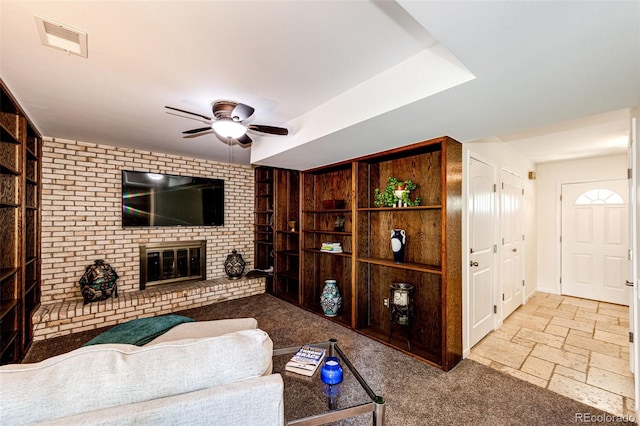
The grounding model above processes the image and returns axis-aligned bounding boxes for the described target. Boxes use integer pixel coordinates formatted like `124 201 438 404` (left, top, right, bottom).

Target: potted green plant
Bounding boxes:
373 177 421 207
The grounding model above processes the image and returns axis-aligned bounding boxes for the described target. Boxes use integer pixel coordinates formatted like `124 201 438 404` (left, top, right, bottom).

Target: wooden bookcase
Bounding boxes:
300 163 354 328
257 136 461 370
272 168 300 304
353 137 462 370
0 79 42 365
253 167 274 291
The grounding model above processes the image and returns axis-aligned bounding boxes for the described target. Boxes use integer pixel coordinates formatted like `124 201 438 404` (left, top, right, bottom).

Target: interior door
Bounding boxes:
627 116 638 411
630 126 636 372
468 157 497 348
561 180 629 305
501 170 524 318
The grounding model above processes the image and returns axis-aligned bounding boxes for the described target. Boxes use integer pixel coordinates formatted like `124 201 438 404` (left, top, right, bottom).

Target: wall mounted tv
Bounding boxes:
122 170 224 227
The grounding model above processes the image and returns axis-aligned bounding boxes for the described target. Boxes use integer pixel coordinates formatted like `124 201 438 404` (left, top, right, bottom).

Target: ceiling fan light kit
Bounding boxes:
212 118 247 139
165 100 288 146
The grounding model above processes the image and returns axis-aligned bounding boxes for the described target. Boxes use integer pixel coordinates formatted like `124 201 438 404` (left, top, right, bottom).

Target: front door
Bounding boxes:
468 157 497 348
501 170 524 319
561 179 629 305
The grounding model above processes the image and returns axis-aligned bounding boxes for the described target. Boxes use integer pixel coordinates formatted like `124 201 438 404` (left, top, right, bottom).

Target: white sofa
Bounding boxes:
0 318 284 426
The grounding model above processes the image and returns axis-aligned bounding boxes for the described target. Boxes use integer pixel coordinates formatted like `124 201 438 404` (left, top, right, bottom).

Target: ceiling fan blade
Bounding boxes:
165 106 212 121
236 133 253 145
182 127 213 134
231 103 255 121
248 124 289 136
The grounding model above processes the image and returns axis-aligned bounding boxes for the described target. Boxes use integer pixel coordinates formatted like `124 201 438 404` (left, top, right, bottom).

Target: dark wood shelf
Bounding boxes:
0 122 20 144
0 330 18 357
24 279 39 294
357 205 442 211
277 270 299 281
26 147 38 160
357 257 442 274
357 326 441 367
302 209 351 214
0 299 18 320
303 230 351 236
0 202 19 208
0 163 20 175
303 248 352 257
302 303 352 328
0 267 20 282
276 250 299 257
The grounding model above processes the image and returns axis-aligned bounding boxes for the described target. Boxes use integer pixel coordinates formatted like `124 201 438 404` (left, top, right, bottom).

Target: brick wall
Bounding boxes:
40 138 256 304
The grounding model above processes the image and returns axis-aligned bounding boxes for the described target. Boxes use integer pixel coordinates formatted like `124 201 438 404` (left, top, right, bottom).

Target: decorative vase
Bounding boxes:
223 249 246 279
390 229 406 263
320 279 342 317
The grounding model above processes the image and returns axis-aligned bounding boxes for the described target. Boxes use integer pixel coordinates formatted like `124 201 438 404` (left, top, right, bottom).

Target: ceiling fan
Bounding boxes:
165 100 288 146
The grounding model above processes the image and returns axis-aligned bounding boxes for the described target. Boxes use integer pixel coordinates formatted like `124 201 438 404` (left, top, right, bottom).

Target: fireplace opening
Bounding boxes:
140 240 206 289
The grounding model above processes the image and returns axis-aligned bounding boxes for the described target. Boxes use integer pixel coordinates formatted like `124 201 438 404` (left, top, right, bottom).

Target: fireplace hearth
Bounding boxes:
139 241 206 289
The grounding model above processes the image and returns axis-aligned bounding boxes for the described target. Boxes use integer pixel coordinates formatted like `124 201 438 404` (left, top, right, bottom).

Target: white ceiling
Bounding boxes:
1 1 638 170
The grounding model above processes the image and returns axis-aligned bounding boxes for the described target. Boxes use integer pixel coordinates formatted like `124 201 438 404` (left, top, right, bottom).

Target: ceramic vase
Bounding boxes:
320 279 342 317
391 229 406 263
223 249 246 279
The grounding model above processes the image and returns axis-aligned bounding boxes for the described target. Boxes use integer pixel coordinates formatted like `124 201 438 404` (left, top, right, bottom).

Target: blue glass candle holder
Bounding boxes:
321 356 343 385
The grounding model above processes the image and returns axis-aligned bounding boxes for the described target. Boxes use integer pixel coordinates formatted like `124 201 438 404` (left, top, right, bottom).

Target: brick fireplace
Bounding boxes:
34 138 259 340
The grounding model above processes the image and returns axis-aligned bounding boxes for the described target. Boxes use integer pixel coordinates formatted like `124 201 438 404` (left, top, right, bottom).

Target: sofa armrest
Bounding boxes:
33 374 284 426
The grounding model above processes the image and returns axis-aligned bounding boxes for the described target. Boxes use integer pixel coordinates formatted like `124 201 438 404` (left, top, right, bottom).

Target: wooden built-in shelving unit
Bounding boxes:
256 136 462 371
0 79 42 365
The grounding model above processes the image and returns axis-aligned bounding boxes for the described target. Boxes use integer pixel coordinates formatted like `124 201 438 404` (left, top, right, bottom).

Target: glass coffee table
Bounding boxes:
273 339 385 425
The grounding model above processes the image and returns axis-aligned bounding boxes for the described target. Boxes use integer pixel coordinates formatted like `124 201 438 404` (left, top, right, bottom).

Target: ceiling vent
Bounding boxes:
34 15 88 58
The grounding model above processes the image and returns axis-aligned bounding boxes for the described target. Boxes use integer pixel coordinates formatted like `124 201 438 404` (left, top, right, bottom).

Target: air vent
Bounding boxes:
34 15 88 58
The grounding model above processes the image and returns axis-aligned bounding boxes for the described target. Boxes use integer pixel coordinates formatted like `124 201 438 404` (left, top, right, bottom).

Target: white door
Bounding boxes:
629 116 639 418
468 157 497 348
629 124 636 372
501 170 524 318
561 180 630 305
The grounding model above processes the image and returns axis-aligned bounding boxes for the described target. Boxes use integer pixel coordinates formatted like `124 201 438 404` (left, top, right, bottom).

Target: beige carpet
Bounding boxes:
25 294 635 425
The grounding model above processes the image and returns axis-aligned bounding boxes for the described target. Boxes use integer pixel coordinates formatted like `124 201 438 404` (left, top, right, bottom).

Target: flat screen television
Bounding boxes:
122 170 224 227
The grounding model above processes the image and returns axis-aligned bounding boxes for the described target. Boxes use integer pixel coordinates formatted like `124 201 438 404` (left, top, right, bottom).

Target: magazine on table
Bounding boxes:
285 345 327 376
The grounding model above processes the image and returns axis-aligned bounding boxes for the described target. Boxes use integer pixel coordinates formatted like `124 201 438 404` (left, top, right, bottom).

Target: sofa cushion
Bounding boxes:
34 374 285 426
146 317 257 345
0 328 272 425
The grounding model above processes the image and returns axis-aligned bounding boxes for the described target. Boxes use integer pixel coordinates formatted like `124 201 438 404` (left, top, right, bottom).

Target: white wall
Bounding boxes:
535 154 628 294
462 138 536 355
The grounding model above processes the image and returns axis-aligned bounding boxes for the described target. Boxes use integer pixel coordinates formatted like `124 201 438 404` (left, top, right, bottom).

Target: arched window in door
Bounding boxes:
575 188 624 205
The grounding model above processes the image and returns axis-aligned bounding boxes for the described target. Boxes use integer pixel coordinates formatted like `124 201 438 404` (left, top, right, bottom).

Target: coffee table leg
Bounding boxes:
373 396 385 425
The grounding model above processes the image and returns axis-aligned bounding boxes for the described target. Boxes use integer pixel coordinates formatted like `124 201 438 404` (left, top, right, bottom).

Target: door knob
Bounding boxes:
626 280 634 287
512 248 517 252
470 261 479 267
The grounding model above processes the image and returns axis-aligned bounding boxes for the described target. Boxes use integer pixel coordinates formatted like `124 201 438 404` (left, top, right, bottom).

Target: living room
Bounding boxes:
1 1 640 425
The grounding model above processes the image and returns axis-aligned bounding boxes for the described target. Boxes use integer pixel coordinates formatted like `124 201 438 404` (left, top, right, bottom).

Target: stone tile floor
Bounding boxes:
469 292 635 419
